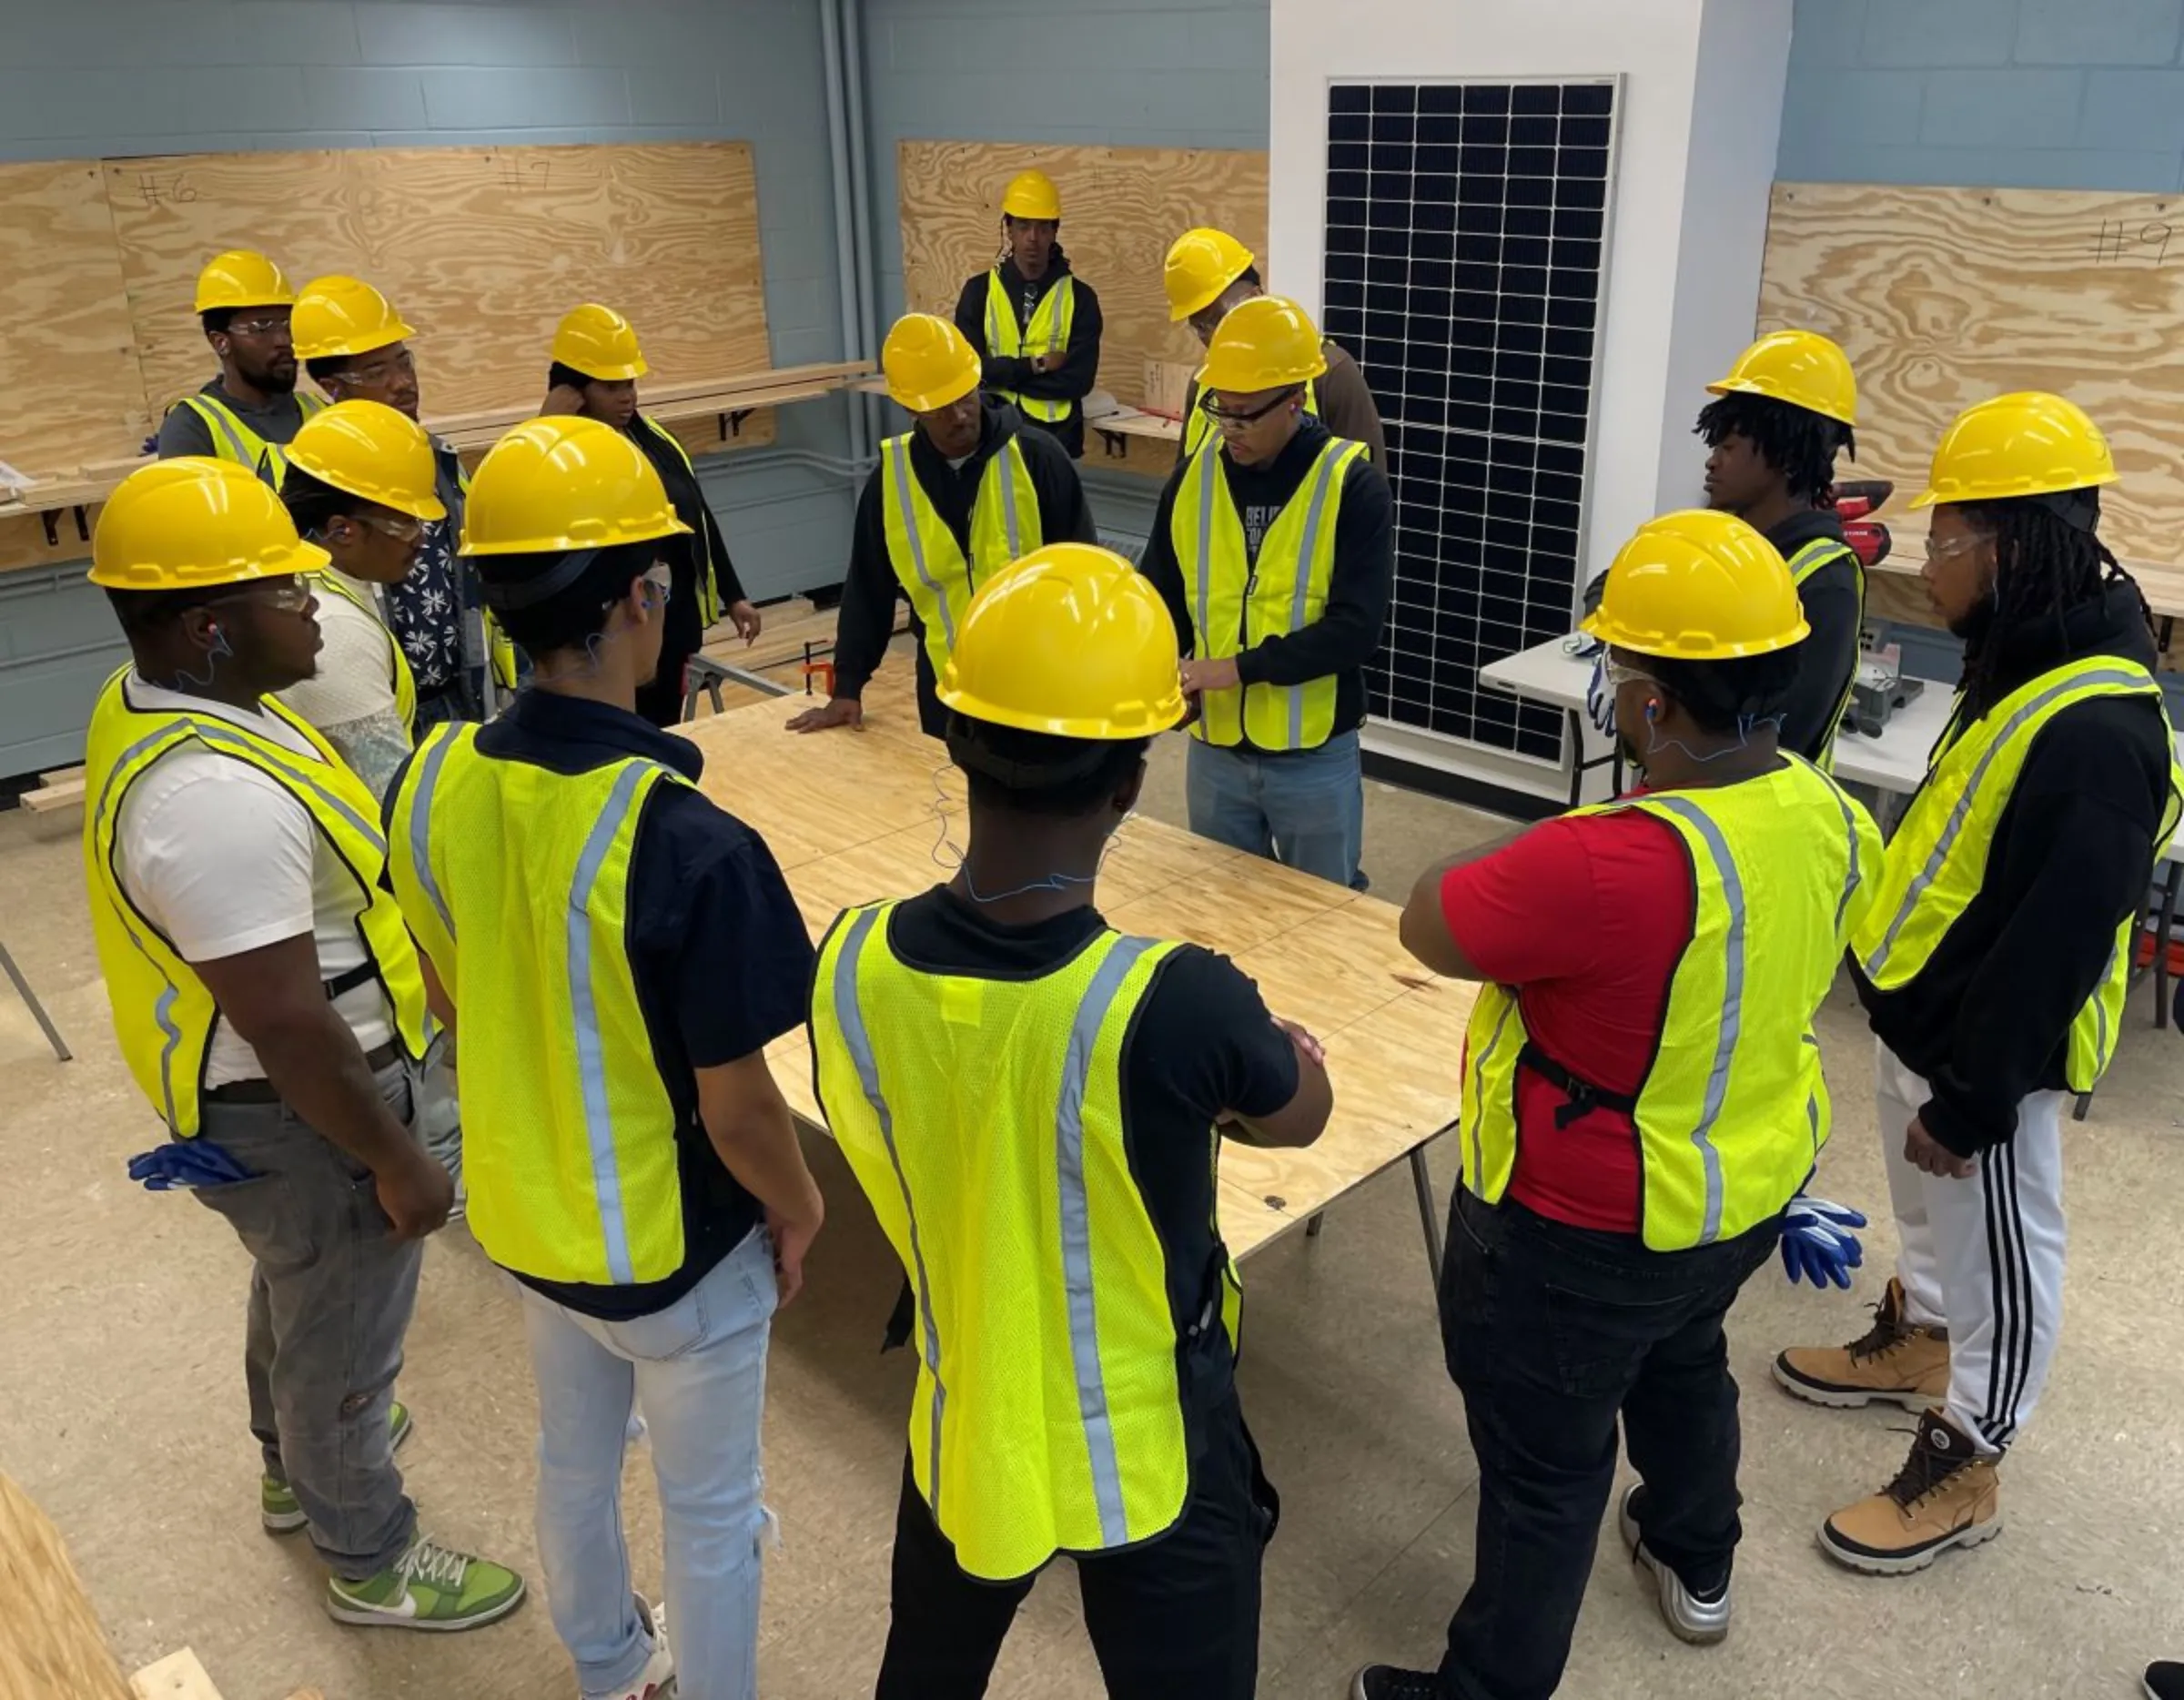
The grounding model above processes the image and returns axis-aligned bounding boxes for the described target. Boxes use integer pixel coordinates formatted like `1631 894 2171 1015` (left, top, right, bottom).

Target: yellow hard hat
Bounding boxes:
1000 168 1061 222
1582 509 1809 661
1909 390 2118 510
194 250 296 313
883 313 982 413
939 543 1187 739
284 400 448 522
290 274 416 360
460 415 692 557
552 303 649 382
1198 296 1330 394
1706 329 1858 426
1165 228 1257 322
90 458 329 592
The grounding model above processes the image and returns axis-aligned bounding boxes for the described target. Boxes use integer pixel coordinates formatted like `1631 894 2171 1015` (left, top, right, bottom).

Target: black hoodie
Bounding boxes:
1764 506 1862 764
1853 581 2175 1154
953 249 1105 460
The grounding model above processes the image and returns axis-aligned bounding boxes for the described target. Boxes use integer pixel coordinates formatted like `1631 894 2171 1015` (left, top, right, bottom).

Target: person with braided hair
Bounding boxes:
1776 392 2184 1576
1694 329 1864 765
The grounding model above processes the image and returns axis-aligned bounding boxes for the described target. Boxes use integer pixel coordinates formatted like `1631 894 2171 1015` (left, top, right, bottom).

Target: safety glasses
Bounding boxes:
1601 656 1662 693
352 511 426 545
1200 385 1301 427
326 347 417 387
199 576 313 615
224 317 292 339
1922 532 1987 564
641 565 673 607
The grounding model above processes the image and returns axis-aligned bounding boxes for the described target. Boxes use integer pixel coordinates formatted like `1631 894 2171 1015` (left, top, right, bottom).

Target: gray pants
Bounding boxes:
192 1058 422 1579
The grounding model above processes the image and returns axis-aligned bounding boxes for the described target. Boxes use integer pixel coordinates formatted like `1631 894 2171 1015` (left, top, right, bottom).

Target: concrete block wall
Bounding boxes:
1780 0 2184 190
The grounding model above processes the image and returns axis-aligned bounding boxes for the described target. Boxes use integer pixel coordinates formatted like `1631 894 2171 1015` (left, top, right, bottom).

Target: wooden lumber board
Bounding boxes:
0 160 152 480
0 1471 136 1700
104 142 772 422
127 1650 222 1700
897 140 1268 479
21 778 86 814
1759 182 2184 566
680 692 1470 1260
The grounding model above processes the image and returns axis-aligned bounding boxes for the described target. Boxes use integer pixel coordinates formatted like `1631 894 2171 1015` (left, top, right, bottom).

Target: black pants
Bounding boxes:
1438 1188 1780 1700
875 1387 1273 1699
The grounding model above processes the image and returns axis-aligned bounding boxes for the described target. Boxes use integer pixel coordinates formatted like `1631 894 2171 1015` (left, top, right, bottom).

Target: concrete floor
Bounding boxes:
2 733 2180 1699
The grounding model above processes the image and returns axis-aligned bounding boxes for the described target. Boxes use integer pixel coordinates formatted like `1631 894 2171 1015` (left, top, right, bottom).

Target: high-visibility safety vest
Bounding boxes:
81 672 429 1138
812 902 1228 1583
1461 756 1883 1252
170 390 327 486
1173 433 1369 751
307 569 418 735
386 724 692 1285
879 430 1042 681
1852 656 2184 1092
634 414 726 629
1181 373 1323 460
984 271 1077 424
1784 535 1866 771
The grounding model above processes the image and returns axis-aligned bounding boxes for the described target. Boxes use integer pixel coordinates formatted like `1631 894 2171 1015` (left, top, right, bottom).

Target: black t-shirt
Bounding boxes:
873 886 1301 1330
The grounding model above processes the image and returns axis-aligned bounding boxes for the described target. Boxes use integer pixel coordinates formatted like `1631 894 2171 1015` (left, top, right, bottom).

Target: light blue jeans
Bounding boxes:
1186 730 1368 890
519 1226 778 1700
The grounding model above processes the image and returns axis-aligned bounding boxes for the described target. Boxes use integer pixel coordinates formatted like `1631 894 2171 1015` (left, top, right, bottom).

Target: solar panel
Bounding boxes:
1320 78 1620 763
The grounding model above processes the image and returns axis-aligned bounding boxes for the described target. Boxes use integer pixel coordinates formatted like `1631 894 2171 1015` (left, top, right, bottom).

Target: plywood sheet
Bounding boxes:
0 161 151 479
0 1471 135 1700
1759 182 2184 564
104 142 771 422
897 140 1268 478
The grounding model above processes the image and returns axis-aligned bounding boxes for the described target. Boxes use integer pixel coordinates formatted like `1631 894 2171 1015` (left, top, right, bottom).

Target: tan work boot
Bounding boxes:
1818 1408 2001 1575
1773 1277 1949 1411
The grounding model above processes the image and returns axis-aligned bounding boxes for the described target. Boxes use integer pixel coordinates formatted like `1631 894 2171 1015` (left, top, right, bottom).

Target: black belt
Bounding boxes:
206 1038 403 1105
1519 1040 1639 1130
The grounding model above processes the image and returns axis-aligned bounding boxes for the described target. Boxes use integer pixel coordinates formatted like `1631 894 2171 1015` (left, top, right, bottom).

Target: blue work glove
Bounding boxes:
1780 1193 1868 1289
126 1139 257 1191
1585 651 1617 736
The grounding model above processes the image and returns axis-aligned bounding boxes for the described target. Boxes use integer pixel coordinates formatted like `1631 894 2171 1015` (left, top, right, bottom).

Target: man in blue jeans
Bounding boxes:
386 417 824 1700
1138 297 1393 889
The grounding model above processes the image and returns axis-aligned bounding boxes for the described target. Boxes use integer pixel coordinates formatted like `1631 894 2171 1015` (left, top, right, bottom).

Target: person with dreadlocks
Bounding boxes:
1776 392 2183 1577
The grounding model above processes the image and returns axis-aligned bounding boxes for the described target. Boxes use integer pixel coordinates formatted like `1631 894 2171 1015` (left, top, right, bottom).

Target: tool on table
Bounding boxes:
1847 640 1923 739
1835 478 1895 569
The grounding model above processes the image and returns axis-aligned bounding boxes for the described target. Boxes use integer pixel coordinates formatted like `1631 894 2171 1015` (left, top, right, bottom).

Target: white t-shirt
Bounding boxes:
275 569 411 800
113 675 394 1086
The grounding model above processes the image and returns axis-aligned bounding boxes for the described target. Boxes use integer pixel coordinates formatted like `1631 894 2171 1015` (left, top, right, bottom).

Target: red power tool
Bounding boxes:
1833 478 1895 569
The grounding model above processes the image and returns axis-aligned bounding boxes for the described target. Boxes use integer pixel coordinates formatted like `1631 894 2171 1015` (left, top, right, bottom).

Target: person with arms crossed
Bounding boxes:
1163 228 1384 462
155 250 326 480
789 312 1094 741
1357 511 1883 1700
1775 392 2183 1574
953 168 1103 460
1138 297 1393 889
543 303 764 726
386 416 823 1700
80 458 523 1631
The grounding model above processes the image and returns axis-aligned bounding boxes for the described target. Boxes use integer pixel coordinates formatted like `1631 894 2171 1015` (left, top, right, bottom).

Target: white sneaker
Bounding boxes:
582 1594 673 1700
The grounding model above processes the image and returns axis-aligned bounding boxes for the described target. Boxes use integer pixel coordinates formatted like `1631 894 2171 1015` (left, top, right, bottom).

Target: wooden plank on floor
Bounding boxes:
0 1472 136 1700
127 1650 224 1700
20 778 85 814
36 765 82 787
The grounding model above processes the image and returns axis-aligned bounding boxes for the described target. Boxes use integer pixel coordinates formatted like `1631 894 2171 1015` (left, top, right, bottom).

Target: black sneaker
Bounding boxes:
2146 1661 2184 1700
1351 1667 1450 1700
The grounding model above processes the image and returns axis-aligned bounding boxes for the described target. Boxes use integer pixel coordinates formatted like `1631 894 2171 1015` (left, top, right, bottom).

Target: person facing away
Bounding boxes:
292 273 511 724
384 415 823 1700
788 311 1095 741
807 542 1334 1700
79 457 523 1633
1694 329 1865 766
952 167 1104 460
542 301 764 728
154 249 327 479
1775 391 2183 1579
1163 227 1386 463
1137 296 1394 891
1358 511 1884 1700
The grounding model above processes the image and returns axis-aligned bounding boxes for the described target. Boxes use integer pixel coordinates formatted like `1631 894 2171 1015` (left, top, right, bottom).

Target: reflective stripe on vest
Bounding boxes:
985 271 1077 423
1459 757 1884 1250
81 670 428 1138
1174 433 1366 750
305 569 418 735
635 414 723 628
174 390 327 488
879 430 1041 681
386 725 689 1284
1181 372 1322 460
1783 536 1866 772
1851 657 2184 1092
811 901 1194 1582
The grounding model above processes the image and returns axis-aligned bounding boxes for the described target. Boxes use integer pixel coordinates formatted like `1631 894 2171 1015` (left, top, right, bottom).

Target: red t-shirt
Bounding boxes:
1440 805 1694 1234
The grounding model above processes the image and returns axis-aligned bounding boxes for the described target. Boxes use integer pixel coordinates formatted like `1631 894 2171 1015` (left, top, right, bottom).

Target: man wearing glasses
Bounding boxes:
1138 297 1394 889
155 250 327 481
293 274 503 725
80 457 526 1631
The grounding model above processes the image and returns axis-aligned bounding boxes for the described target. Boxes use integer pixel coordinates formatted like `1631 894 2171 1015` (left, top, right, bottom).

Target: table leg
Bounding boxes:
2157 864 2180 1030
1409 1147 1444 1290
1304 1212 1325 1239
1564 708 1584 808
0 940 71 1062
2073 1091 2093 1123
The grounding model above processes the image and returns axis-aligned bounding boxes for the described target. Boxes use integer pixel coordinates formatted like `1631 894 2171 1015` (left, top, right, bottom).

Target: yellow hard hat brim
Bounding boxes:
1581 602 1812 660
938 680 1188 740
296 317 417 361
86 535 331 592
1703 375 1857 428
888 364 981 415
1908 464 2119 510
565 355 648 381
1168 270 1242 323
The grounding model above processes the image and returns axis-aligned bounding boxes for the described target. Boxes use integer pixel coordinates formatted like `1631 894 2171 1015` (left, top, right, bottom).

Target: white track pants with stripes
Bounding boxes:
1876 1038 2068 1455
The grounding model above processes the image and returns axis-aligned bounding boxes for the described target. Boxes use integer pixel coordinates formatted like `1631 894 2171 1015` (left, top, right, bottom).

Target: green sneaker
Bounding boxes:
325 1534 527 1632
262 1400 414 1533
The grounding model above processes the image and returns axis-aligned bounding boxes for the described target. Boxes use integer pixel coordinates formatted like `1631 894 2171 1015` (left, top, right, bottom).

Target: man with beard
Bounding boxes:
155 250 326 482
